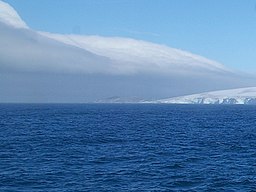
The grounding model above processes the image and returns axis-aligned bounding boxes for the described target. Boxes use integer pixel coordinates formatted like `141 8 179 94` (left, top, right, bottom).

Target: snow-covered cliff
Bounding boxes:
152 87 256 104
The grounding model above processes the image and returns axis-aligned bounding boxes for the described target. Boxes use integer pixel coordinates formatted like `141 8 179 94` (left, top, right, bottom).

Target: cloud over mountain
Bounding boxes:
0 0 254 102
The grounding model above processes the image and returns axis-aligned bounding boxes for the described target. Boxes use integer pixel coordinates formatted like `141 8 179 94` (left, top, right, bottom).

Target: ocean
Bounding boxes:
1 104 256 191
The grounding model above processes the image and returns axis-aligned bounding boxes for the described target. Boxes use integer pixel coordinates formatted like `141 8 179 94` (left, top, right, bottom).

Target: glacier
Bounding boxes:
149 87 256 104
1 0 256 103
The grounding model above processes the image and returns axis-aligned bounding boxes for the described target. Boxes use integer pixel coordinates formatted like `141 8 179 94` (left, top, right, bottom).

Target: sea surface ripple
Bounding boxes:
0 104 256 191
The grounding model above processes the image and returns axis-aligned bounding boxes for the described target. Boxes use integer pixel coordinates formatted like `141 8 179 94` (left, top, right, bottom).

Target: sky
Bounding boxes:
4 0 256 72
1 0 256 103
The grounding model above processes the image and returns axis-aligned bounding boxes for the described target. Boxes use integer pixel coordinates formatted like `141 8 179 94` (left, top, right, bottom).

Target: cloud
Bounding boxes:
0 21 231 76
0 0 231 77
0 0 255 102
0 22 116 74
0 0 28 29
41 32 231 76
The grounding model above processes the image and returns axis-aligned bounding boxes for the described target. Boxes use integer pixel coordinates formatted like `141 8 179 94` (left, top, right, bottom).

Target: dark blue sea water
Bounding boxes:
1 104 256 191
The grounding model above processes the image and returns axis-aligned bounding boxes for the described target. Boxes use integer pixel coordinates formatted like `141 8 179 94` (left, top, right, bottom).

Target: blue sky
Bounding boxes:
1 0 256 102
4 0 256 72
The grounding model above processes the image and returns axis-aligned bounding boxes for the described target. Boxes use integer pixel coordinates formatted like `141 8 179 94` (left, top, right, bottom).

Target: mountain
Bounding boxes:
95 96 146 103
150 87 256 104
1 0 255 103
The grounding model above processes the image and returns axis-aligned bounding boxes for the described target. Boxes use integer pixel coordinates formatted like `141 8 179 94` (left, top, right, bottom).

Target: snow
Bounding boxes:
152 87 256 104
0 0 28 29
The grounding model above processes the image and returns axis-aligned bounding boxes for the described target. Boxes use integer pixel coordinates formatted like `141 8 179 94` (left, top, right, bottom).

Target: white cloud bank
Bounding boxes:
0 0 231 76
0 0 28 29
41 32 230 75
0 0 254 102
